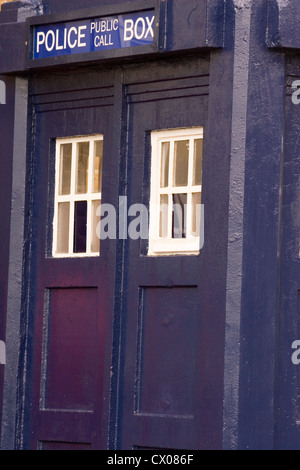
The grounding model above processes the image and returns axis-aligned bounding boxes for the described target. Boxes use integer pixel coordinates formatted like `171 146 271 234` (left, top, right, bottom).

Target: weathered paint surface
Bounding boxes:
1 0 300 450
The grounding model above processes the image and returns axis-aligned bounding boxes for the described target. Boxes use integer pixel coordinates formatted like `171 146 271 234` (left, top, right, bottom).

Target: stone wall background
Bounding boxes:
0 0 17 10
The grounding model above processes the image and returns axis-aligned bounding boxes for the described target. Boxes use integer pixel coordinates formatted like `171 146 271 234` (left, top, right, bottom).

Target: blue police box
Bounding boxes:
0 0 300 451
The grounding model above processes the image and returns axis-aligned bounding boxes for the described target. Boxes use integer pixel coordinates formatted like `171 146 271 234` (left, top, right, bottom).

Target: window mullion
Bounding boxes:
188 138 194 187
69 143 77 255
86 199 92 255
186 138 194 238
169 140 175 189
168 140 175 240
88 139 94 195
70 141 77 196
186 192 192 239
69 201 75 256
86 140 94 254
53 141 61 256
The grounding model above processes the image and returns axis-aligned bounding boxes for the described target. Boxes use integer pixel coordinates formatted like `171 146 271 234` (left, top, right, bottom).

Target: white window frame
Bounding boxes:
53 135 103 258
149 128 204 256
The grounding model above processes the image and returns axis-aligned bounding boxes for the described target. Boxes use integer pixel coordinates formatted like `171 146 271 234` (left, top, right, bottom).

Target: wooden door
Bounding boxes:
22 68 117 450
116 57 226 450
22 56 227 451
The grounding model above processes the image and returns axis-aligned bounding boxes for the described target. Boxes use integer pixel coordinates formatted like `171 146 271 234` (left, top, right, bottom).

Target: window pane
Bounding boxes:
193 139 203 186
91 200 101 253
172 194 187 239
192 193 201 237
93 141 103 193
59 144 72 195
56 202 70 254
174 140 189 187
76 142 89 194
160 142 170 188
73 201 87 253
159 195 169 238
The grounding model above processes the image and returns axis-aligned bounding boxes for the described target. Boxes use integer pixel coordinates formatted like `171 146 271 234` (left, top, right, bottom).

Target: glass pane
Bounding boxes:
76 142 89 194
160 142 170 188
174 140 189 187
93 141 103 193
172 194 187 239
56 202 70 254
192 192 202 237
159 195 169 238
193 139 203 186
59 144 72 195
73 201 87 253
91 200 101 253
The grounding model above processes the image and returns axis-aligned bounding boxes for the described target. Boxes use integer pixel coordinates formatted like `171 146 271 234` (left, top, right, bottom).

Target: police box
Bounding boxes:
1 0 300 451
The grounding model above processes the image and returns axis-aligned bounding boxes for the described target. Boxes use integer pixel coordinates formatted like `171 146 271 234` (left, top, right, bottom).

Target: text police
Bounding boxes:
34 13 155 59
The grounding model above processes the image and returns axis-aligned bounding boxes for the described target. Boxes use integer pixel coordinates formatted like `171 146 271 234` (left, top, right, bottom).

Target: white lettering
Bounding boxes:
78 25 87 47
45 30 55 52
145 16 154 38
123 16 154 42
292 341 300 365
292 80 300 105
97 204 117 240
113 19 119 31
64 27 68 49
68 27 78 49
0 341 6 365
94 34 113 48
35 14 154 57
124 19 134 41
36 31 46 53
128 204 149 240
0 80 5 105
91 19 119 35
134 18 146 40
56 29 63 50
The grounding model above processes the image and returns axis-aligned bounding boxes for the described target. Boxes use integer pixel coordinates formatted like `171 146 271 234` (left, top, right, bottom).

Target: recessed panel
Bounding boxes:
137 287 198 417
43 288 98 412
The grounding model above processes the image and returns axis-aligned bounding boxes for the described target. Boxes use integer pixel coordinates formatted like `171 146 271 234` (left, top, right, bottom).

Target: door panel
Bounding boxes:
137 286 197 418
24 68 116 450
42 287 98 412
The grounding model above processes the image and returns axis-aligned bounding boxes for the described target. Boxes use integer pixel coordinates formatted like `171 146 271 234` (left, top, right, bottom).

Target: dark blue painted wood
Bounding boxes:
0 76 14 448
117 56 227 450
0 0 225 74
267 0 300 50
238 0 285 450
275 57 300 450
20 68 117 450
2 0 300 451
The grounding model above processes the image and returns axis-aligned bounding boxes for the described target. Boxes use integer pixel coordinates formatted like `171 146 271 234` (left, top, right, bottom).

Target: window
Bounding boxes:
149 128 204 255
53 135 103 257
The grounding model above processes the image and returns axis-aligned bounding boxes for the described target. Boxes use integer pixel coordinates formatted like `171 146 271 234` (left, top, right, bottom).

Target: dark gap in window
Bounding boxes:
73 201 87 253
172 194 187 239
